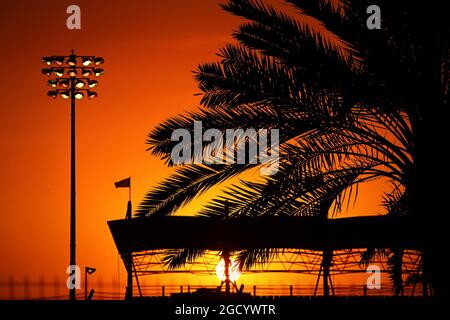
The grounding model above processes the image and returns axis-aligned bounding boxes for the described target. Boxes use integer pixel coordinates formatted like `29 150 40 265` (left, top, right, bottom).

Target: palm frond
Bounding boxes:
195 45 301 109
136 164 252 216
146 103 315 165
359 247 388 267
383 184 409 217
388 248 404 296
161 249 208 270
222 0 357 75
236 248 280 271
198 149 363 219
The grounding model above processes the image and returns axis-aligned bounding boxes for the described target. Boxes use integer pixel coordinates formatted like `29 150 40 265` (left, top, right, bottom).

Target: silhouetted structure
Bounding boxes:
109 216 421 252
108 215 423 299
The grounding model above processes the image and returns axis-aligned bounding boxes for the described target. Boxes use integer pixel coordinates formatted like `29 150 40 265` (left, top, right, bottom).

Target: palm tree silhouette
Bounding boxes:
138 0 448 297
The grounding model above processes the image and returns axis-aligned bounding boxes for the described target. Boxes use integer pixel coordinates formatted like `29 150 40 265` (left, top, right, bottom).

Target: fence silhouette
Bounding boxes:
139 284 422 298
0 276 124 300
0 276 424 300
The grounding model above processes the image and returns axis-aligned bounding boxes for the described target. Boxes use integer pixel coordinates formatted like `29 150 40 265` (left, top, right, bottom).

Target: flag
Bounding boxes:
115 177 132 218
115 177 130 188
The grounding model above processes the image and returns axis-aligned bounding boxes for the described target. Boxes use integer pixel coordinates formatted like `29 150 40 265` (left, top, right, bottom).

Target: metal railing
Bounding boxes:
0 277 424 300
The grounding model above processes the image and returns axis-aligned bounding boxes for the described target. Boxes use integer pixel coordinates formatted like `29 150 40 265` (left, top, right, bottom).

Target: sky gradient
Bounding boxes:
0 0 391 298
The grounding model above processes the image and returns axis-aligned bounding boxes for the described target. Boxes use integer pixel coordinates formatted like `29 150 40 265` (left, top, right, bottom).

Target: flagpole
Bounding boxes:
129 176 131 203
114 176 133 299
127 176 132 300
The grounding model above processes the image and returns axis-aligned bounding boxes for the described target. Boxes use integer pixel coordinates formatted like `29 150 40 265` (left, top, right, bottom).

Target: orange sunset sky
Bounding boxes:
0 0 391 297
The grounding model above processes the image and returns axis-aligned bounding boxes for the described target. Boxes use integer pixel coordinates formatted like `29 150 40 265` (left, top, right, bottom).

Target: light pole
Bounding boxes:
41 50 104 300
85 267 96 300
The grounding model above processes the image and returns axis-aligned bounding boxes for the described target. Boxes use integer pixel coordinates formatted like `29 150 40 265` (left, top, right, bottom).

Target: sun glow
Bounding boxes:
215 258 241 282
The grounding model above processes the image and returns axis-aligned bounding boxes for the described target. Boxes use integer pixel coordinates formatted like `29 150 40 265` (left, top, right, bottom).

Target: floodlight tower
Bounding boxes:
41 50 104 300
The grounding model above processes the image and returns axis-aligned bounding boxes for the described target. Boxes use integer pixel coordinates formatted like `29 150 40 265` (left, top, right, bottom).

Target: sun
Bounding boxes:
215 258 241 282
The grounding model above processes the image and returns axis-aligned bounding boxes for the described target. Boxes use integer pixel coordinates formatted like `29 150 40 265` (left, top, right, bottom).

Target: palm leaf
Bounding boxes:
136 164 253 216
